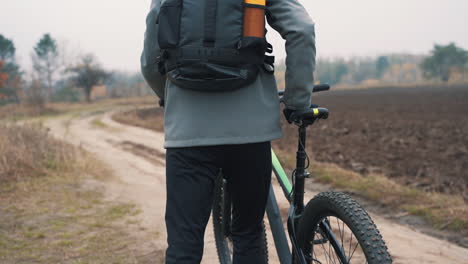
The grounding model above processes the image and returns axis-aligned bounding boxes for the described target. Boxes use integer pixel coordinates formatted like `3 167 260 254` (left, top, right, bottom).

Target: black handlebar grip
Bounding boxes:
311 107 329 119
318 107 329 119
312 84 330 93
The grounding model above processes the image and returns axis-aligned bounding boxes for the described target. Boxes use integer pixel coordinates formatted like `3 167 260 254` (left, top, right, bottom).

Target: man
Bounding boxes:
141 0 315 263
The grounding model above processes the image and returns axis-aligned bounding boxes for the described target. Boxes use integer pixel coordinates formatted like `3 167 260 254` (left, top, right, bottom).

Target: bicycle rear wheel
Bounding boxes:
296 192 392 264
212 176 269 264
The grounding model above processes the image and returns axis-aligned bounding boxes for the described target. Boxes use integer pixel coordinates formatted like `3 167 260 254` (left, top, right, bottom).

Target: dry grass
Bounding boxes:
0 96 158 123
112 107 164 133
0 124 163 263
275 149 468 232
0 124 75 182
0 104 61 121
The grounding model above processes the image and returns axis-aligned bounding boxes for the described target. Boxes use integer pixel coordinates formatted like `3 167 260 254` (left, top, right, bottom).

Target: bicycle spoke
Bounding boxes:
309 216 372 264
338 217 347 263
349 239 360 260
319 238 329 264
323 244 336 264
321 221 339 264
348 231 353 261
312 230 319 264
327 217 338 264
317 229 335 264
320 218 330 264
336 217 344 254
313 228 328 264
336 217 349 264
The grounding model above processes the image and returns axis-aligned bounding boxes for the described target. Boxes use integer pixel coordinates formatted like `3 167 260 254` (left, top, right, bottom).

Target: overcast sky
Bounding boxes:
1 0 467 72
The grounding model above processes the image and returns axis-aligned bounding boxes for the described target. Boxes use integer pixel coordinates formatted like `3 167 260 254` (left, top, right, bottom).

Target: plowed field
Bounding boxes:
113 85 468 197
276 85 468 196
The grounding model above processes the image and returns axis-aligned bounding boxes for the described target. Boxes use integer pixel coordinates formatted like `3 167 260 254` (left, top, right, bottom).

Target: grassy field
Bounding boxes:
0 123 162 263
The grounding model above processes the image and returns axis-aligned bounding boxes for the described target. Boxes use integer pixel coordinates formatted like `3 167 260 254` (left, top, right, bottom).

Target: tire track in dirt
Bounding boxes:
45 109 468 264
110 139 166 166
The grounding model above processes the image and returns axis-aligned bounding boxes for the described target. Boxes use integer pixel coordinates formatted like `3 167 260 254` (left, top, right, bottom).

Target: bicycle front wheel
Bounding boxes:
296 192 392 264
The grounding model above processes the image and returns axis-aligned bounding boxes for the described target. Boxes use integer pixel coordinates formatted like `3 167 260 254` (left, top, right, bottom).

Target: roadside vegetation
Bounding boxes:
0 124 160 263
273 149 467 232
112 107 164 133
0 96 156 123
0 103 61 121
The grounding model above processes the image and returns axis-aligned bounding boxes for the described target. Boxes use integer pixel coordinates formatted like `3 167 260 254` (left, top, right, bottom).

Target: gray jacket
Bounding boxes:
141 0 316 148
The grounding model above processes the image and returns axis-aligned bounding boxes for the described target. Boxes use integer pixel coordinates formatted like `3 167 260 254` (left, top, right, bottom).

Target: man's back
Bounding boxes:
141 0 316 263
142 0 316 148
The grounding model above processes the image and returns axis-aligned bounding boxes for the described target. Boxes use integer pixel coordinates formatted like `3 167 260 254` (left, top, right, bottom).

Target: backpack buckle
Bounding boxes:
157 50 169 75
157 50 169 62
263 55 275 74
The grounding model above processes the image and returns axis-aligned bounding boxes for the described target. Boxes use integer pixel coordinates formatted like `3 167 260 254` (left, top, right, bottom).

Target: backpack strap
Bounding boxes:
164 47 265 71
204 0 218 47
157 50 169 75
263 42 275 73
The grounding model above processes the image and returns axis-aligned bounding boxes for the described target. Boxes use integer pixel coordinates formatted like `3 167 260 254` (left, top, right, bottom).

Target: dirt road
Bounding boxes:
45 109 468 264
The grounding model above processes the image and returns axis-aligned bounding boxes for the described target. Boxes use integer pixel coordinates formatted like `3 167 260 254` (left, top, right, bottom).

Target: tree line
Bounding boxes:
1 33 467 107
0 33 151 107
278 43 468 87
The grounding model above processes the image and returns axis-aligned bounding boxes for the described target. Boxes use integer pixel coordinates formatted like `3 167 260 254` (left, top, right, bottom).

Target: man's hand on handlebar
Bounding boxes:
283 106 329 124
280 84 331 124
283 108 309 124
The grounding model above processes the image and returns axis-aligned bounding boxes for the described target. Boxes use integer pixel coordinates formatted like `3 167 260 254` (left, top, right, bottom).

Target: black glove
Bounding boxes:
283 108 310 124
283 108 295 124
283 104 324 124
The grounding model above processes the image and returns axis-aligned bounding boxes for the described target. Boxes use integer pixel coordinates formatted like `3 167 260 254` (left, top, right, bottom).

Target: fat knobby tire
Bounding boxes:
297 192 392 264
212 177 268 264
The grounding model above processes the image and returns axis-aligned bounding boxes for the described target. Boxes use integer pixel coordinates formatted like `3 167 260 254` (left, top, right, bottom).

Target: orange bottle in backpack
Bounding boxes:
243 0 266 38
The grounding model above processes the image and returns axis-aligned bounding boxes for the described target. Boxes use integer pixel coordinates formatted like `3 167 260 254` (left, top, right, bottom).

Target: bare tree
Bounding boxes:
25 79 46 111
32 33 60 101
67 54 110 102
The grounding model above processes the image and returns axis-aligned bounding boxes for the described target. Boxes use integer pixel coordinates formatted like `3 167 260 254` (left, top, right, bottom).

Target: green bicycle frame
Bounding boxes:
271 149 293 199
267 149 294 264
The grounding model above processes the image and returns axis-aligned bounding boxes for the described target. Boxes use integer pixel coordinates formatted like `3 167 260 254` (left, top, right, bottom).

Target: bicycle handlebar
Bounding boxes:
277 84 330 97
279 84 331 124
312 84 330 93
312 107 329 120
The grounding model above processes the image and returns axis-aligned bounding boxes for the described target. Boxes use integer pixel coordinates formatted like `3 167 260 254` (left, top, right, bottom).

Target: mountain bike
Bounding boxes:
212 84 392 264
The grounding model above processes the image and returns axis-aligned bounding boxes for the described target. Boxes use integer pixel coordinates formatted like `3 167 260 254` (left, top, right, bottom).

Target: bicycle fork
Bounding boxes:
288 125 349 264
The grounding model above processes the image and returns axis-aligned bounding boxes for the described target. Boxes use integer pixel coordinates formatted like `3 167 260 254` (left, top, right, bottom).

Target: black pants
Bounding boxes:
165 142 272 264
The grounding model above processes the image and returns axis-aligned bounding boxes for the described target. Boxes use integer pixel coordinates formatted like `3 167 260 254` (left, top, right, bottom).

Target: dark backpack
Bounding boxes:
157 0 274 92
